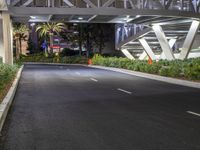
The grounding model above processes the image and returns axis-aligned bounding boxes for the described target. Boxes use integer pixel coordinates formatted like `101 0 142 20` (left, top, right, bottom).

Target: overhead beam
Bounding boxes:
103 0 115 7
152 25 175 60
82 0 97 8
8 7 200 19
117 28 152 49
179 20 200 60
23 0 33 6
87 15 97 22
11 0 20 6
63 0 74 7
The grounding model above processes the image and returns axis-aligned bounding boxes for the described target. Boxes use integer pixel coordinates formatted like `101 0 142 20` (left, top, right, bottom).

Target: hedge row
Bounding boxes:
0 63 19 102
19 53 88 64
92 54 200 80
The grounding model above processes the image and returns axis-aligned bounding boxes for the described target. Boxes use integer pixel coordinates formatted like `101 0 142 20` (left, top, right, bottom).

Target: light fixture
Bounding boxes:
73 31 79 34
78 17 83 20
30 23 36 27
30 16 36 19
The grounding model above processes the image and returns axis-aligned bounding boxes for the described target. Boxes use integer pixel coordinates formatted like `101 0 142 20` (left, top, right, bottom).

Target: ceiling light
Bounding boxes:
30 16 36 19
78 17 83 20
30 23 36 27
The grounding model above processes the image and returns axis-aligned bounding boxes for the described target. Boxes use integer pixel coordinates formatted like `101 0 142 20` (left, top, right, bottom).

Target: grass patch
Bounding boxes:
0 64 19 102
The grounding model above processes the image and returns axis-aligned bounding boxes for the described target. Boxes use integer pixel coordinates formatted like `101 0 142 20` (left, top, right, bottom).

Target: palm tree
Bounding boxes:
13 23 28 59
36 22 66 54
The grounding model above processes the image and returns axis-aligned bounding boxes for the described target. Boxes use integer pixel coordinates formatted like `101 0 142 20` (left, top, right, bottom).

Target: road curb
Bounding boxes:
89 65 200 89
23 62 88 67
0 65 24 132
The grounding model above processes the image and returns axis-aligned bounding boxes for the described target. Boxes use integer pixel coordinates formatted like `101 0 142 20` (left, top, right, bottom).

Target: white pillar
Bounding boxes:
121 49 135 60
179 20 200 60
160 38 177 59
139 51 147 60
139 38 156 60
0 19 3 62
0 12 13 64
152 25 175 60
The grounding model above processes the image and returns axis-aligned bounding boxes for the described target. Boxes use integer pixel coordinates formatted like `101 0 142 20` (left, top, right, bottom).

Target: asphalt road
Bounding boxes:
0 64 200 150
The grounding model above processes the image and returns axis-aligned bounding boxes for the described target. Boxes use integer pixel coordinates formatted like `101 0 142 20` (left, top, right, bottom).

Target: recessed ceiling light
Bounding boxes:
30 23 36 27
30 16 36 19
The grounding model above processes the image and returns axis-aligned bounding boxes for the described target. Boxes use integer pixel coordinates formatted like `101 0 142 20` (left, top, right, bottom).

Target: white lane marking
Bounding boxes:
75 72 81 75
90 78 98 82
117 88 132 95
187 111 200 117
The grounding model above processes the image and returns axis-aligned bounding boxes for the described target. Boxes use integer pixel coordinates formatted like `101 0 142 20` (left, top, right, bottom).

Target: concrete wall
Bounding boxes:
0 19 4 61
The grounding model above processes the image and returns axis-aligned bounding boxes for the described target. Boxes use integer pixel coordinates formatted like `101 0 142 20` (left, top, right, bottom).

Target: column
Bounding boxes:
0 12 13 64
179 20 200 60
152 25 175 60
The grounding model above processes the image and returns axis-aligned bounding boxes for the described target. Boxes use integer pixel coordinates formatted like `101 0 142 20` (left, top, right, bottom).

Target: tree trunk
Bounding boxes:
19 38 22 55
49 32 54 53
78 24 82 56
99 27 103 54
15 38 20 59
86 30 90 58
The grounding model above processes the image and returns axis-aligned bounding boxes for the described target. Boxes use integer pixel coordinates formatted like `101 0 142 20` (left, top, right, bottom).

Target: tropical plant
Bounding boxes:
36 22 67 54
13 23 29 59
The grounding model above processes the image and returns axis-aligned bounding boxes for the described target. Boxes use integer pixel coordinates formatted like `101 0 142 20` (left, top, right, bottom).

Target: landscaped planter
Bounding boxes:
92 54 200 81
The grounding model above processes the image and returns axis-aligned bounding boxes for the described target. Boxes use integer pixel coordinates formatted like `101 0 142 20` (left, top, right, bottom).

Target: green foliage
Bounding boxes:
0 63 19 100
36 22 66 38
184 58 200 80
19 53 88 64
0 56 2 63
92 54 200 80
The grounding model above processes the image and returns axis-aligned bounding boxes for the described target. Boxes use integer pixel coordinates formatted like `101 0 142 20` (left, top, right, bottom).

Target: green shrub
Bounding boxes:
19 53 88 64
92 54 200 81
0 63 19 101
184 58 200 80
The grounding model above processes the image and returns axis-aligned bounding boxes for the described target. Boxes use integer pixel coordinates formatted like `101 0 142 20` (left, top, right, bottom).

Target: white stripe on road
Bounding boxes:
75 72 81 75
187 111 200 117
90 78 98 82
117 88 132 95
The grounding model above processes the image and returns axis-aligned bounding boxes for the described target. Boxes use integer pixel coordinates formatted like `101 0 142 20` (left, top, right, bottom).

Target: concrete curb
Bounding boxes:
24 62 88 67
0 65 24 132
89 65 200 89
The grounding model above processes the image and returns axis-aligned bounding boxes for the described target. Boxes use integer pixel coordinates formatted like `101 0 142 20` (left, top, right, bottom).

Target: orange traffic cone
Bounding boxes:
148 57 153 65
88 59 92 65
